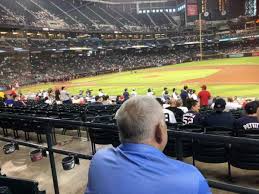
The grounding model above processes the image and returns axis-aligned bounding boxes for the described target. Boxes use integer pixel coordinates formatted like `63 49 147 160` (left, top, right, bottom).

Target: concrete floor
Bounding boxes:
0 129 258 194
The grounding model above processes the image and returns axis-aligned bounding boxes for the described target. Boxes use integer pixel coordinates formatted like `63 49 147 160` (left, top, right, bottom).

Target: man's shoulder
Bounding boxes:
92 147 117 162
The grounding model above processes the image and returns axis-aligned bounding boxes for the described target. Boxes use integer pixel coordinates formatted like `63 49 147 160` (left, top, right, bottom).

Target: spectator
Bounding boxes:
4 95 14 107
183 99 203 126
98 89 104 97
0 91 4 100
162 91 170 102
180 86 188 106
93 95 103 105
204 98 235 129
123 88 129 101
234 101 259 133
102 95 112 105
190 89 198 100
130 88 137 97
198 85 211 107
225 97 242 111
156 98 177 124
60 86 71 104
147 88 154 96
54 88 60 101
86 89 92 99
172 88 178 100
166 99 184 122
176 99 188 113
85 96 211 194
162 87 168 96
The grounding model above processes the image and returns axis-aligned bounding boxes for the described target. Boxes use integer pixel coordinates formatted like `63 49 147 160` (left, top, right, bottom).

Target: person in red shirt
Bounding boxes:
198 85 211 107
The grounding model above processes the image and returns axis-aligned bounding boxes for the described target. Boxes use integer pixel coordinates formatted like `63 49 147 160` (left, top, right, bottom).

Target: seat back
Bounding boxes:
230 130 259 170
88 127 120 147
193 126 232 163
0 176 45 194
163 129 193 158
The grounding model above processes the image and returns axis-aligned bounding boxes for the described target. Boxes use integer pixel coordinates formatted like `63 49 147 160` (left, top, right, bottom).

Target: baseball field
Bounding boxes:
20 57 259 97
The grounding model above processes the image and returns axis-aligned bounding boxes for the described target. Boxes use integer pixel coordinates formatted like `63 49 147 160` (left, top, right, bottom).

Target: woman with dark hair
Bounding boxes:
182 99 203 126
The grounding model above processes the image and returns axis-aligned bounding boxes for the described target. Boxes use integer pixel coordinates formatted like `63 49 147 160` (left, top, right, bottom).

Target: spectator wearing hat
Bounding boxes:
234 101 259 133
198 85 211 107
204 98 235 129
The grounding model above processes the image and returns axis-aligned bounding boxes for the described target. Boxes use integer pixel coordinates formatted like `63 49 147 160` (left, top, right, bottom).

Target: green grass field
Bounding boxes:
20 57 259 98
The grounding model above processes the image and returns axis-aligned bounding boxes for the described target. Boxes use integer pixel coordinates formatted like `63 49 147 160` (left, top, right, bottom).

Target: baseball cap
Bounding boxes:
214 98 226 111
245 101 259 115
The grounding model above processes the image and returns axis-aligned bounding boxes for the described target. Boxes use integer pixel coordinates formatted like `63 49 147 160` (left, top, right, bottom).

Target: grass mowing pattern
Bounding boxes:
20 57 259 97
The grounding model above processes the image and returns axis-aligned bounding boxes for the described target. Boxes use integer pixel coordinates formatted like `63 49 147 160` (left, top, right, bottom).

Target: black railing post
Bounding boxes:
175 137 183 161
46 125 60 194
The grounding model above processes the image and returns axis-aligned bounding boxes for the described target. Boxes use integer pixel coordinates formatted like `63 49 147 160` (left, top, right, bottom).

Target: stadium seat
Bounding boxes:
0 176 45 194
192 127 233 168
228 129 259 178
88 126 120 155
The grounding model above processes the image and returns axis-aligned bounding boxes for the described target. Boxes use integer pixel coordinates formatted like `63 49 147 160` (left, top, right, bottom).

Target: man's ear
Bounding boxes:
155 122 163 144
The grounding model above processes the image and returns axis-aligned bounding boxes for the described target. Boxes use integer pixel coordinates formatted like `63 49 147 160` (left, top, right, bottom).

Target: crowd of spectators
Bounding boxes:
0 32 258 87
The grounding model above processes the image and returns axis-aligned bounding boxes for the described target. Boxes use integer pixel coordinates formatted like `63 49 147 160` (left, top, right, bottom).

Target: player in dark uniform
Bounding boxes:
234 101 259 135
182 99 203 126
204 98 235 129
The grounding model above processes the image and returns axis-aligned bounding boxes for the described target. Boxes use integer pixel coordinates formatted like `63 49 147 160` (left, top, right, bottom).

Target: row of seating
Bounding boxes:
0 170 45 194
0 103 257 181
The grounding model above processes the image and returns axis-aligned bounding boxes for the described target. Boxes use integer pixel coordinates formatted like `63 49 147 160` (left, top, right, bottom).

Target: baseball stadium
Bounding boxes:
0 0 259 194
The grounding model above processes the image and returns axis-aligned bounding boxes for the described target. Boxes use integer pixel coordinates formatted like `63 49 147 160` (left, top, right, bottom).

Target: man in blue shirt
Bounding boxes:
85 96 211 194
